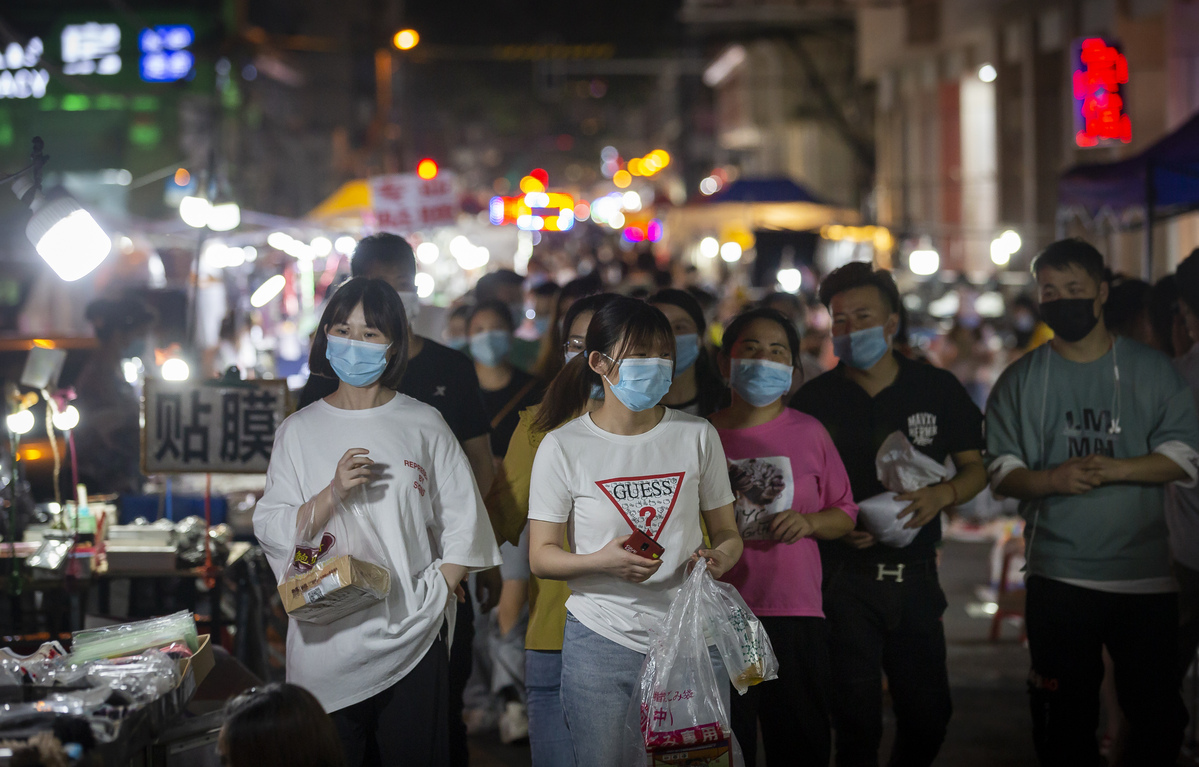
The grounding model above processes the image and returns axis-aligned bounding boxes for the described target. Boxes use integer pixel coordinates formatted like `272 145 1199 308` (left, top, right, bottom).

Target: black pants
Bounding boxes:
331 634 450 766
1175 561 1199 681
449 584 475 767
824 561 952 767
1025 576 1185 766
730 616 832 767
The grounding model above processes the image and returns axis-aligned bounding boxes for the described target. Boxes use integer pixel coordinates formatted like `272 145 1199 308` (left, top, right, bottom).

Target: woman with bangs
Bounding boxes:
255 277 502 766
527 296 744 767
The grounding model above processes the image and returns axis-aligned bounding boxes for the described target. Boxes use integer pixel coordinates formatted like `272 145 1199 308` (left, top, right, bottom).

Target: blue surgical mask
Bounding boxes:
673 334 700 378
534 316 550 337
832 326 890 370
603 356 673 412
445 336 468 352
565 350 581 364
470 330 511 367
326 336 390 387
730 358 793 407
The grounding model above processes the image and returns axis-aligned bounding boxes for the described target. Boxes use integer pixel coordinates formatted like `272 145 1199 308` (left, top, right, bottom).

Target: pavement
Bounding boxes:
467 538 1045 766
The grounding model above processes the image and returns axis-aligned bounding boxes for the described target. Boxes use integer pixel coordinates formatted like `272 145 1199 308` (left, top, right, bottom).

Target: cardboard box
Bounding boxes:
278 555 391 625
649 739 732 766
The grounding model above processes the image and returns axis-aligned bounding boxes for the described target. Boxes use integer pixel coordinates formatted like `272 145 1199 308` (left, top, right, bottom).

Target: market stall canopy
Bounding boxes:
307 179 372 228
666 176 859 246
1059 110 1199 220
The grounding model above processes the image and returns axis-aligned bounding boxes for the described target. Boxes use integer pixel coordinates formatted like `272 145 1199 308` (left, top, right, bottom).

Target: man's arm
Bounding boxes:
996 458 1102 500
895 449 988 529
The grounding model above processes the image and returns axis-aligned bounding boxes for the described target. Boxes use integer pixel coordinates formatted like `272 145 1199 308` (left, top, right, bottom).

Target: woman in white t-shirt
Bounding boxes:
527 296 743 767
254 277 502 766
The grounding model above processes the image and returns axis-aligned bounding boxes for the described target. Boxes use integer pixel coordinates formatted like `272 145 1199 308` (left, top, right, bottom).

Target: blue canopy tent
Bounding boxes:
1058 110 1199 277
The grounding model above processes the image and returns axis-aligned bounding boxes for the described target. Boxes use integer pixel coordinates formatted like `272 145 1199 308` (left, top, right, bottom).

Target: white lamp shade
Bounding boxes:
6 409 34 435
207 202 241 232
52 405 79 431
27 197 112 282
179 196 211 228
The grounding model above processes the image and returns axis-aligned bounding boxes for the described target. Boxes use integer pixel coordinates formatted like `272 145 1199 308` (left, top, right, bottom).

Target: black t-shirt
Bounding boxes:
789 352 984 564
480 369 544 458
298 337 491 445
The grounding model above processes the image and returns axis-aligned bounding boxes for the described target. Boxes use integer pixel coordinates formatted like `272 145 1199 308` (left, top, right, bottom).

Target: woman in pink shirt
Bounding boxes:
710 307 858 767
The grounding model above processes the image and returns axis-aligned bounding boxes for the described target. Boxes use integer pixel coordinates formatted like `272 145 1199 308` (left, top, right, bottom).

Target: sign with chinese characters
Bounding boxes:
0 37 49 99
142 379 289 474
62 23 121 75
368 173 458 234
1072 37 1131 147
139 25 194 83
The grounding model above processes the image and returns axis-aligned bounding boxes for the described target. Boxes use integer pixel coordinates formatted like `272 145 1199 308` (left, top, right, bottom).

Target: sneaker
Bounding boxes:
463 706 498 735
498 701 529 744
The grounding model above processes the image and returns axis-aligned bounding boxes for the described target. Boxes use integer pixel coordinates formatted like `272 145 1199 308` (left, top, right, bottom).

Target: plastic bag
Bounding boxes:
860 432 951 548
69 611 197 663
622 560 778 766
49 651 178 706
279 484 391 623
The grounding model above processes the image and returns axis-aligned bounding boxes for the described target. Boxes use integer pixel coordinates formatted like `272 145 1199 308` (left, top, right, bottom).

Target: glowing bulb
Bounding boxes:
52 405 79 431
699 177 719 196
335 235 357 254
622 191 642 211
1000 229 1021 253
251 274 286 308
206 202 240 232
6 410 34 435
909 249 940 276
978 63 997 83
394 29 420 51
179 196 211 228
608 211 625 229
699 237 719 258
416 242 440 264
161 358 190 381
268 231 293 250
416 158 439 180
415 272 435 298
613 170 632 189
720 242 742 262
777 268 802 293
310 236 333 256
30 205 112 282
990 238 1012 266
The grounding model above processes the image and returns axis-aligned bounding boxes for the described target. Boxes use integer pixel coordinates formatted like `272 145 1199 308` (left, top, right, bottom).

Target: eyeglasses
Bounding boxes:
563 339 586 353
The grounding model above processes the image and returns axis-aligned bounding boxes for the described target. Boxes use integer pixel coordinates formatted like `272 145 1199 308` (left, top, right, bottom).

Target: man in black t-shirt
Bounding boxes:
791 263 987 767
297 234 497 767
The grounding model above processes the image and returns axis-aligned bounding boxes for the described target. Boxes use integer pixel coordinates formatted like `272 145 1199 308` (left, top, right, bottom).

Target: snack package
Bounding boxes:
276 484 391 624
860 431 952 548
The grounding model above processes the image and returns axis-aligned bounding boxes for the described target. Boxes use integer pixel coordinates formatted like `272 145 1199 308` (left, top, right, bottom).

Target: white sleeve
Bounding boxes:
987 454 1029 493
1154 440 1199 489
698 422 736 512
428 427 503 570
252 420 306 581
527 433 573 524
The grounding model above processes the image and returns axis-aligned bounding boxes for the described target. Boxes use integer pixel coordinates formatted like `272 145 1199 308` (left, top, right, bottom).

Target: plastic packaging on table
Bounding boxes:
622 560 779 766
859 431 952 548
68 611 198 664
47 651 179 706
277 484 391 624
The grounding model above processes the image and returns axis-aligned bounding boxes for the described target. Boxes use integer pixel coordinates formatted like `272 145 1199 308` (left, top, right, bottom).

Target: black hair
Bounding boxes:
221 684 347 767
559 273 604 306
1176 248 1199 315
761 291 804 315
467 299 515 333
532 292 619 384
1150 275 1181 357
649 289 707 336
1103 275 1151 338
1030 238 1107 286
85 298 155 341
817 262 901 315
476 269 524 304
308 277 409 389
448 303 473 322
720 307 802 365
534 296 673 432
350 233 416 282
532 280 560 298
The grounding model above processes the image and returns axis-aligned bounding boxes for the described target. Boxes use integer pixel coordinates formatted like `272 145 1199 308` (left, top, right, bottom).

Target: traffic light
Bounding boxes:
417 158 439 180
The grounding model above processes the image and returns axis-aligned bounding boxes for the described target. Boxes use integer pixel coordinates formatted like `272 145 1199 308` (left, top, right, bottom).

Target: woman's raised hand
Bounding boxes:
332 448 373 501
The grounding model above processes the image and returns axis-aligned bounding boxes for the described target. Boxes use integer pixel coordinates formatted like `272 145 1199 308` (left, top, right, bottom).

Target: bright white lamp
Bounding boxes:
51 405 79 431
179 195 211 228
161 358 190 381
6 409 35 436
206 202 241 232
27 197 113 282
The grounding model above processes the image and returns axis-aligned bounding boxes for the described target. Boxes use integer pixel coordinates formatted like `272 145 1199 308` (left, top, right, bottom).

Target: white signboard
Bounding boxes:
368 172 458 233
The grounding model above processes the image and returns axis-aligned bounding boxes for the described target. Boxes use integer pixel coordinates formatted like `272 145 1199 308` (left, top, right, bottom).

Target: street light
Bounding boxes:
393 29 419 51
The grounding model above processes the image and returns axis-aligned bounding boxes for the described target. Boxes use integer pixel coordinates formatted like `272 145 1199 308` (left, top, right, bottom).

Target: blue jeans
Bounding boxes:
560 612 730 767
526 649 576 767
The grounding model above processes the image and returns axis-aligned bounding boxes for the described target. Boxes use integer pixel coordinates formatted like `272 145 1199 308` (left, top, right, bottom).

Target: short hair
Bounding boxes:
648 288 707 334
817 262 901 314
475 270 524 303
222 684 346 767
467 299 515 333
308 277 409 389
720 307 802 363
1031 238 1106 285
1177 248 1199 314
761 291 804 314
448 303 473 323
531 280 560 298
1103 276 1151 337
350 233 416 281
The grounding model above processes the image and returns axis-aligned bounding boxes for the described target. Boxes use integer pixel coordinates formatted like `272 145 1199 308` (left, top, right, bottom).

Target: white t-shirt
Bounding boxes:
528 408 736 653
254 394 502 713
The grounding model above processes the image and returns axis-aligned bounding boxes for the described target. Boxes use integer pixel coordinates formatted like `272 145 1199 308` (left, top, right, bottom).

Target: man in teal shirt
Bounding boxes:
986 239 1199 765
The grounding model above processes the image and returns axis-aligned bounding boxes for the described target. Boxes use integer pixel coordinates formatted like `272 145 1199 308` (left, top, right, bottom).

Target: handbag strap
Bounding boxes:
490 379 538 430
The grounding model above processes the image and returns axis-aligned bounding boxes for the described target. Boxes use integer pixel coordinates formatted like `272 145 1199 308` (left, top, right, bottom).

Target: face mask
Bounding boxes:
534 316 550 337
602 356 673 412
326 336 390 387
730 358 794 407
1040 297 1099 343
470 330 511 367
833 325 890 370
673 334 700 378
445 336 469 352
564 350 581 364
509 303 526 328
396 291 421 324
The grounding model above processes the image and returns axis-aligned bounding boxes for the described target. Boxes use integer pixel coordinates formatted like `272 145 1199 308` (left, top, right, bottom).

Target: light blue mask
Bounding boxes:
730 358 793 407
326 336 390 387
470 330 511 367
833 326 890 370
603 356 673 412
673 334 700 378
445 336 468 352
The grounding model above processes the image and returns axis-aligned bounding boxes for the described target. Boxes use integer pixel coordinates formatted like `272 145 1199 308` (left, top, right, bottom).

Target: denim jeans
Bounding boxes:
526 649 576 767
560 612 730 767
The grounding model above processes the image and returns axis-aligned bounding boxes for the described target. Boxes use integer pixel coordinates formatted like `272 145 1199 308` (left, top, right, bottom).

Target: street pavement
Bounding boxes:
468 538 1043 766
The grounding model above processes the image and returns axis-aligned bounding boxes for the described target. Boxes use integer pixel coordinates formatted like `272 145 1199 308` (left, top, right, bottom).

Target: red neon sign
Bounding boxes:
1072 37 1131 147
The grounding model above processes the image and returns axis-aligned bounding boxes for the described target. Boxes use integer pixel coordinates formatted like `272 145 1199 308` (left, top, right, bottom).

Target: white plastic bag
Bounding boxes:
860 432 951 548
279 484 392 622
622 560 778 766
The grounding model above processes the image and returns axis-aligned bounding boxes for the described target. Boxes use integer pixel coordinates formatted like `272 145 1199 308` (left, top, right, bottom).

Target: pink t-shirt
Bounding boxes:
715 409 857 618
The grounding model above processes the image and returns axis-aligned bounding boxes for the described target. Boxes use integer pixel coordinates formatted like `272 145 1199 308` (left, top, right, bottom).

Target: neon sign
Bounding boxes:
1072 37 1130 147
62 23 122 75
0 38 49 99
139 25 194 82
489 192 576 231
